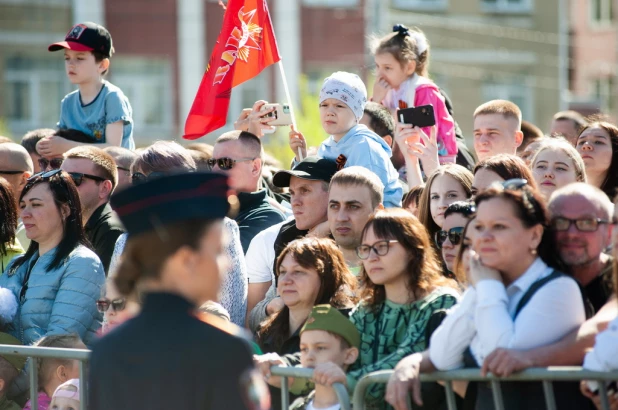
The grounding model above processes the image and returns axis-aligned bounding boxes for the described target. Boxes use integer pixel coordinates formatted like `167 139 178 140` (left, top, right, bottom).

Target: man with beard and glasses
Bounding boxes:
549 183 614 312
61 146 124 274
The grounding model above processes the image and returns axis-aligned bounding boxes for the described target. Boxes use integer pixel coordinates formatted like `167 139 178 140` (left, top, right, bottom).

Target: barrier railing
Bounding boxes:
270 366 351 410
0 344 90 410
352 367 618 410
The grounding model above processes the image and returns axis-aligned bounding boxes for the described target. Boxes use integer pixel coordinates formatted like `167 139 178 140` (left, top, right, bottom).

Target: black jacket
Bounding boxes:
85 203 124 274
89 292 257 410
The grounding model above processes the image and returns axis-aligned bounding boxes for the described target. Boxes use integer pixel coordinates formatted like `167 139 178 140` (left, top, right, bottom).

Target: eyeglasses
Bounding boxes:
131 171 167 184
0 170 25 175
356 240 399 260
96 298 127 313
68 172 106 187
117 166 131 173
206 157 256 171
38 158 64 171
551 217 609 232
435 227 465 249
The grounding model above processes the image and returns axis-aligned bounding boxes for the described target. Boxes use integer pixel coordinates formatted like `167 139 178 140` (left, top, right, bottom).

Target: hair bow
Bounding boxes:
393 24 410 37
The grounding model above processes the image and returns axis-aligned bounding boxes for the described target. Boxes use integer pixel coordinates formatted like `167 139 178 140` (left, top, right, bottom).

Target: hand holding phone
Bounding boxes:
398 105 436 128
260 103 293 126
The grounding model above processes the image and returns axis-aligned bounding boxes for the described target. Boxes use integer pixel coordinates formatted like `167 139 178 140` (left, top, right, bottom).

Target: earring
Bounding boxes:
530 248 537 255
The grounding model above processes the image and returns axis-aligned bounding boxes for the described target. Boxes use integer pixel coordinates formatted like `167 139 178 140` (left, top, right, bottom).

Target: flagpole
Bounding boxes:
277 60 303 162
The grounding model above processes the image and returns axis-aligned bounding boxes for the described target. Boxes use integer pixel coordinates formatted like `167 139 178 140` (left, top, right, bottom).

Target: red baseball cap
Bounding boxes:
49 22 113 58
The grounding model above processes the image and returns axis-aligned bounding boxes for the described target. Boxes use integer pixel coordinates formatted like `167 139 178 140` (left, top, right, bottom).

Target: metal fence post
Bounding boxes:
489 380 505 410
28 358 38 410
542 380 557 410
281 375 290 409
444 380 458 410
598 382 611 410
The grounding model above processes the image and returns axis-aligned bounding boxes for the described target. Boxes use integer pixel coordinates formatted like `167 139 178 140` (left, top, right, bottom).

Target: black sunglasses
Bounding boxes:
0 170 25 175
206 157 255 171
435 227 465 249
68 172 106 187
131 171 167 184
38 157 64 171
117 166 131 173
25 169 63 189
96 298 127 313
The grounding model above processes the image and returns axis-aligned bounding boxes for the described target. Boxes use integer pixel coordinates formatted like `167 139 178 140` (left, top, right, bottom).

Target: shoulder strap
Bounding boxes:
513 270 563 319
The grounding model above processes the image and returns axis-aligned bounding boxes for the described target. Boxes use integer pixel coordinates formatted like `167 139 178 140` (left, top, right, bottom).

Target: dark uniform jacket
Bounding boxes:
84 203 124 275
88 292 256 410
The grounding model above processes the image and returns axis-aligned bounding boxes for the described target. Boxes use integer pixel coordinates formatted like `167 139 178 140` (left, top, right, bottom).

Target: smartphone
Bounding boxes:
398 105 436 128
260 103 293 126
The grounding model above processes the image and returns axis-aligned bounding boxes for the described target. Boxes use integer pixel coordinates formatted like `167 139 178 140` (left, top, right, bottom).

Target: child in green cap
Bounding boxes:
289 304 360 410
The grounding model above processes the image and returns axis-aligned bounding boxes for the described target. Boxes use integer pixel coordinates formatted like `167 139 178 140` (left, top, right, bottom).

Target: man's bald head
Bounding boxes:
0 143 33 174
0 143 34 203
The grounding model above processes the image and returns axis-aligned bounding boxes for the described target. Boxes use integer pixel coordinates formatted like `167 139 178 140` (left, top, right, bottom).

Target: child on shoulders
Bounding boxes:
39 22 134 159
372 25 457 165
289 71 403 207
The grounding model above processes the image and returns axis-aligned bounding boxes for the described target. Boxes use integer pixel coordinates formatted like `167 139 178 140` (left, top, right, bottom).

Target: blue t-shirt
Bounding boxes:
58 80 135 149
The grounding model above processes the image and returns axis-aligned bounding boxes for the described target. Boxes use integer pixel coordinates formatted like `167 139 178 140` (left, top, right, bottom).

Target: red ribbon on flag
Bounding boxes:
183 0 281 140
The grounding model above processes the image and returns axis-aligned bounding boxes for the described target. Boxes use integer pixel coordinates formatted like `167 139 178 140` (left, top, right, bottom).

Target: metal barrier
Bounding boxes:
0 344 90 410
270 366 351 410
352 367 618 410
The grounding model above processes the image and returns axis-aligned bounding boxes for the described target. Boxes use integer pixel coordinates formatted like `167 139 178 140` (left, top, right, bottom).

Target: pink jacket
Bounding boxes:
383 75 457 163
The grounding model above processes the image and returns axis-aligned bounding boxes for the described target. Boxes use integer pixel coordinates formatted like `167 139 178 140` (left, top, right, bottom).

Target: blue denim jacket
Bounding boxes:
0 245 105 346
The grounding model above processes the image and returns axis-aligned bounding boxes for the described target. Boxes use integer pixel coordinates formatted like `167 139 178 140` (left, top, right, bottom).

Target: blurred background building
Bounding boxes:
0 0 616 149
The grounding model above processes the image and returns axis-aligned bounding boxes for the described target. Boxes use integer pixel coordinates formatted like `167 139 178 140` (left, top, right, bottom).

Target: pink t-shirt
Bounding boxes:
23 392 51 410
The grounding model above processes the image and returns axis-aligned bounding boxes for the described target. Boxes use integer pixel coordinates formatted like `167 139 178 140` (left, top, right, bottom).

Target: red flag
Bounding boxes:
183 0 281 139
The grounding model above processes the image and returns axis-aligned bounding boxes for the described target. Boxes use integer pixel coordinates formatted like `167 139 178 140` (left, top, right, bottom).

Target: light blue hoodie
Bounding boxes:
317 124 403 207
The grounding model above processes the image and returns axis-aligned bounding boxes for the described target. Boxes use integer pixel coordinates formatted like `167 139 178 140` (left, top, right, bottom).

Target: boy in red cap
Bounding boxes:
40 22 134 158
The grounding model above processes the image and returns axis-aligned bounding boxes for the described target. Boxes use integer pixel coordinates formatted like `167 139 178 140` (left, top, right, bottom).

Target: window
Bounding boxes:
482 78 534 122
4 56 71 136
110 58 174 142
481 0 532 13
392 0 448 12
302 0 358 7
590 0 614 24
592 77 614 112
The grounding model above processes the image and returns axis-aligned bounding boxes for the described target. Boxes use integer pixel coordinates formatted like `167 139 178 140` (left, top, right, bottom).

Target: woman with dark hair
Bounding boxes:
341 208 459 408
0 178 24 272
256 237 357 355
471 153 537 196
385 180 586 410
417 164 473 253
576 121 618 199
0 170 104 346
109 140 249 326
435 201 475 282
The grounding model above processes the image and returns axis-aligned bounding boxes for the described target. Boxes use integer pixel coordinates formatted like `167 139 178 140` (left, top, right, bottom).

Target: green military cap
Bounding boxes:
0 333 26 372
301 305 360 349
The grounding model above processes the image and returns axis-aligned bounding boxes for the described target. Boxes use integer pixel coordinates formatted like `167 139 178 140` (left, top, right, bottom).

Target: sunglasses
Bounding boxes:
96 298 127 313
551 217 609 233
38 158 64 171
131 171 167 184
0 170 25 175
356 240 399 260
68 172 106 187
435 227 465 249
25 169 63 190
206 157 255 171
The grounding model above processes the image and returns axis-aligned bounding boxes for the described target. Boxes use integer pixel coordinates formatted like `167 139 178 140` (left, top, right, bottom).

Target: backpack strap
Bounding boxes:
513 270 564 319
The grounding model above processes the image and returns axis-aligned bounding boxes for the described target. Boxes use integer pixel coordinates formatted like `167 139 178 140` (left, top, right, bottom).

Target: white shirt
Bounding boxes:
429 258 586 370
245 219 290 284
583 316 618 372
307 400 340 410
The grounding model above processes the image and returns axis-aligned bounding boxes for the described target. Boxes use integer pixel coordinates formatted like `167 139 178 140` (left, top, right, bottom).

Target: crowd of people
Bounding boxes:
0 18 615 410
